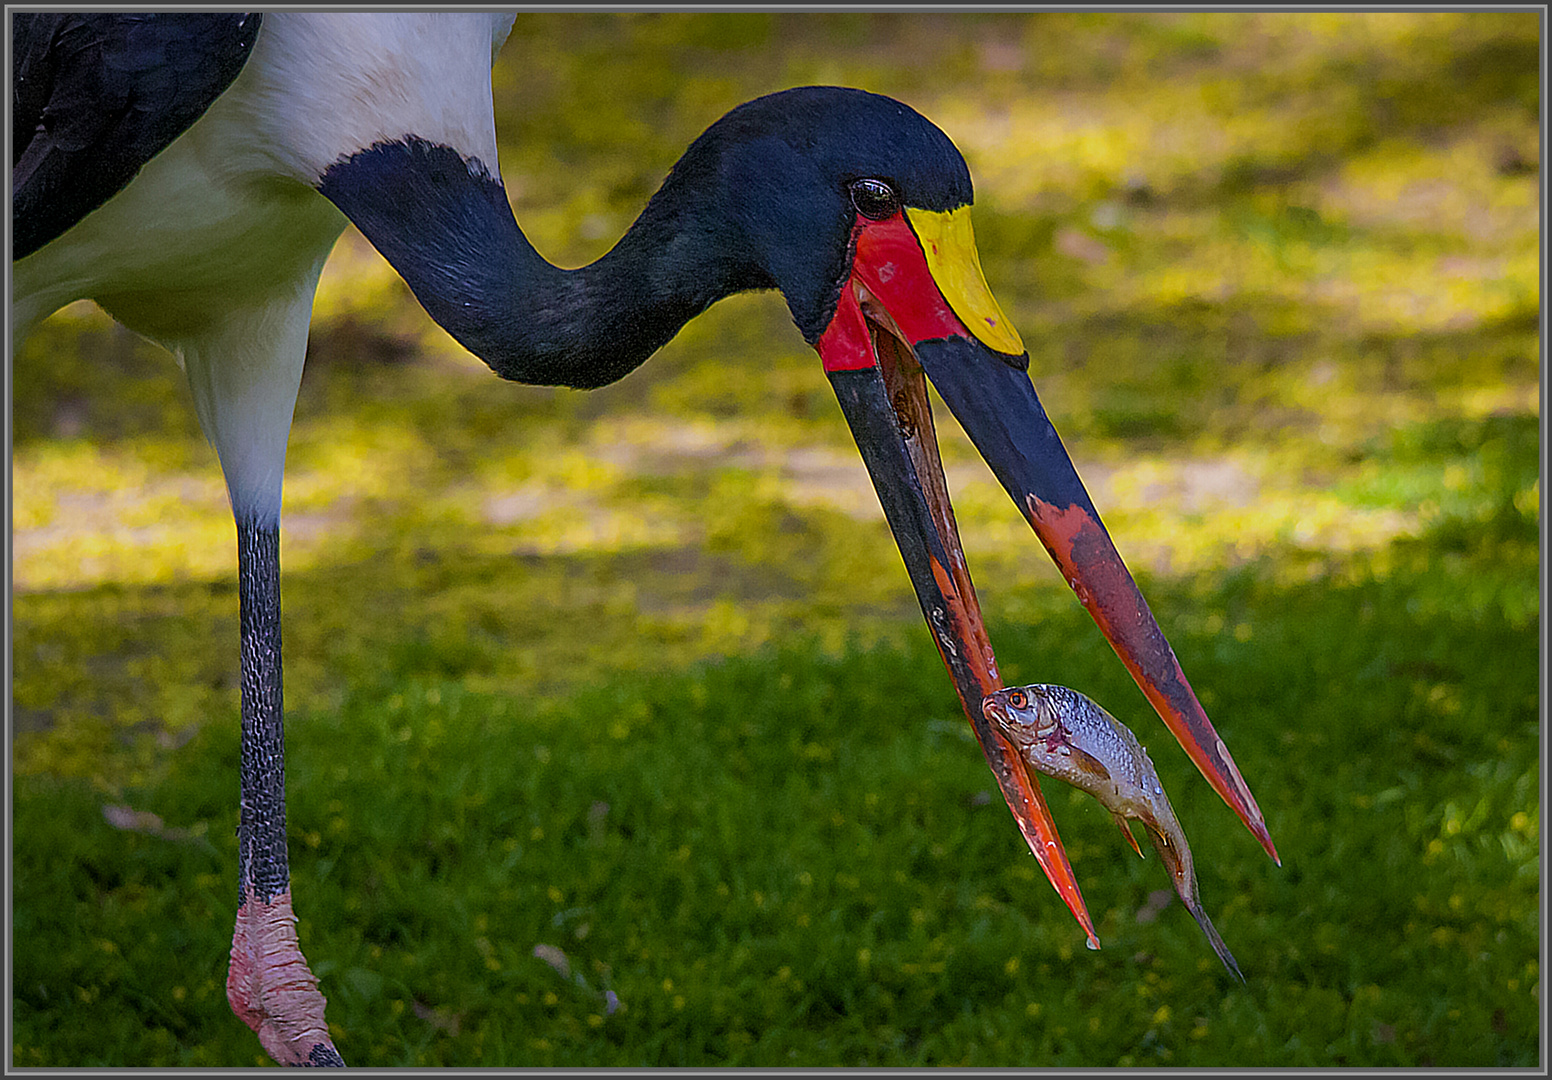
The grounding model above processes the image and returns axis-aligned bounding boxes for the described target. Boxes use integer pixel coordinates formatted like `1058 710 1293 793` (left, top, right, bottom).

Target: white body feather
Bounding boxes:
11 12 516 520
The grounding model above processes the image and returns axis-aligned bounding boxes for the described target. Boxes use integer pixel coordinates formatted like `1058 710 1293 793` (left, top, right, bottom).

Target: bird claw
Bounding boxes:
227 889 344 1066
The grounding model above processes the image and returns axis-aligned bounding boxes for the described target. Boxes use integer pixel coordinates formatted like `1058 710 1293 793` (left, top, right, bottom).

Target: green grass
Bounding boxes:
12 532 1540 1066
11 10 1540 1069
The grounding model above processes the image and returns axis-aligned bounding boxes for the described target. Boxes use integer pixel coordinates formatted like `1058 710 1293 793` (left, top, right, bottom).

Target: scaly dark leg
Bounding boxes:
225 517 345 1067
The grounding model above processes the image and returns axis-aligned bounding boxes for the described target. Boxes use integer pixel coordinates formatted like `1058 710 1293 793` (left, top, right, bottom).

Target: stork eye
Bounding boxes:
1006 689 1029 711
850 179 899 221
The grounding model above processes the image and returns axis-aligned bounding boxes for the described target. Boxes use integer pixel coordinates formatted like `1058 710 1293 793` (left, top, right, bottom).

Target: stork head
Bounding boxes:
673 86 1277 935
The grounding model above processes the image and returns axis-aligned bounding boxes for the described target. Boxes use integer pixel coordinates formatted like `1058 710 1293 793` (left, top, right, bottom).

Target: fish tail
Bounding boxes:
1186 901 1245 983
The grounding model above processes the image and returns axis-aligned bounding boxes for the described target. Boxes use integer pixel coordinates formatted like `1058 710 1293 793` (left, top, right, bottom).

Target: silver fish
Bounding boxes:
983 683 1243 981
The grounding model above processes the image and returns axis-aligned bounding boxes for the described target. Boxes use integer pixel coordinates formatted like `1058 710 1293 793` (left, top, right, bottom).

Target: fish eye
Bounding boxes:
850 178 899 221
1005 689 1028 710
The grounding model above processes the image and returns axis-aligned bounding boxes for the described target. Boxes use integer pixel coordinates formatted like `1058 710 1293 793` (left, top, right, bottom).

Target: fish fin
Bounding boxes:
1066 744 1112 786
1113 813 1145 858
1140 820 1186 881
1185 900 1245 983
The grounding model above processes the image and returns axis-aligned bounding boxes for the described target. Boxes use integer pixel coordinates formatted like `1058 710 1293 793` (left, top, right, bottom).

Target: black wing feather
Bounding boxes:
11 12 262 259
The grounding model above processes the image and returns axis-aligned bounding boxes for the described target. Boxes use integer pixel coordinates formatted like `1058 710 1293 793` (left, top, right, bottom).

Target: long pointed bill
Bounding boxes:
815 203 1278 917
913 335 1277 865
818 210 1095 946
831 344 1098 943
825 334 1098 948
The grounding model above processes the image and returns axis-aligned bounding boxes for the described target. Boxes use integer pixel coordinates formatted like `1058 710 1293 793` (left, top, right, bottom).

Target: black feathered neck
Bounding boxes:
318 86 973 389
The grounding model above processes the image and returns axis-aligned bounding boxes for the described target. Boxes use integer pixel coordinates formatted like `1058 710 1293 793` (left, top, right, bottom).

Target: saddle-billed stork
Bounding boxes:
11 12 1277 1066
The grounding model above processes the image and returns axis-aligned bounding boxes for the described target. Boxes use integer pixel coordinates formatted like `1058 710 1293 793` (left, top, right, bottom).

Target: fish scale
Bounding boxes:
984 683 1245 982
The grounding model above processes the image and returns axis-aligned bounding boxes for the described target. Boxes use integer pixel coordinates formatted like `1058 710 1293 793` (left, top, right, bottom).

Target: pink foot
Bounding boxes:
227 890 345 1066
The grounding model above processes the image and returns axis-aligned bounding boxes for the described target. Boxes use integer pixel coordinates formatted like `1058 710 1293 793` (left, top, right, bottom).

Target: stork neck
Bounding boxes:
318 138 764 389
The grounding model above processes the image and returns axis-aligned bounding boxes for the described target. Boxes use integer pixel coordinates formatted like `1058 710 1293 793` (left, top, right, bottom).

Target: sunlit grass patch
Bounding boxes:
11 443 231 592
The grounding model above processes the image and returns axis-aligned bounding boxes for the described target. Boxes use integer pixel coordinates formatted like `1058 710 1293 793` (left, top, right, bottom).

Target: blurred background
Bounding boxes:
11 11 1540 1067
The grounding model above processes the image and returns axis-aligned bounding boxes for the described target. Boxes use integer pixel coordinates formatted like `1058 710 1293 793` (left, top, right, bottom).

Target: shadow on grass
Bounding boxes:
13 496 1538 1066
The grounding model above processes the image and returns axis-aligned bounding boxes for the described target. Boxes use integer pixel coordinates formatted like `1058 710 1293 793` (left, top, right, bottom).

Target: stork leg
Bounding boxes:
223 516 344 1067
171 293 343 1065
